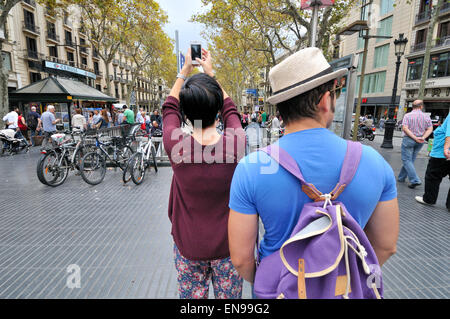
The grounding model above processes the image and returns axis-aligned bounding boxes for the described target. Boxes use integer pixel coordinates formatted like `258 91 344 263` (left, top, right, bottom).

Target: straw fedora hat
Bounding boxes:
267 47 348 105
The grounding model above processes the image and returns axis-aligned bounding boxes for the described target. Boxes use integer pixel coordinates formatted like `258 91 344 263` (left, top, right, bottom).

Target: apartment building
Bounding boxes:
402 0 450 121
1 0 166 116
337 0 416 123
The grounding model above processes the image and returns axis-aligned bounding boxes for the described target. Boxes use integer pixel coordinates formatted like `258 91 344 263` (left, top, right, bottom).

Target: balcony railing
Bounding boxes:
46 31 59 42
440 1 450 15
94 69 102 76
23 49 42 60
22 21 40 35
434 35 450 48
415 10 431 25
65 39 76 48
112 59 119 66
411 42 426 53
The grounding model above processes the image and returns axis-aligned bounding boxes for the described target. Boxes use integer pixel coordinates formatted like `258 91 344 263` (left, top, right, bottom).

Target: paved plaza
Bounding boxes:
0 135 448 299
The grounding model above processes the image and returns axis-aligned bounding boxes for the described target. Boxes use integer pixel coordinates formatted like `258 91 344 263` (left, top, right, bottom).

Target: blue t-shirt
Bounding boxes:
430 116 450 159
229 128 397 260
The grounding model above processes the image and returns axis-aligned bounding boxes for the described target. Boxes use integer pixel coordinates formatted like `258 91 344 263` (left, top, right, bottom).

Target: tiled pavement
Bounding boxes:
0 135 448 299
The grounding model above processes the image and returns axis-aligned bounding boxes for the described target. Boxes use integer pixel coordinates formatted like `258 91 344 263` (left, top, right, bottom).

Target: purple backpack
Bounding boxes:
254 141 383 299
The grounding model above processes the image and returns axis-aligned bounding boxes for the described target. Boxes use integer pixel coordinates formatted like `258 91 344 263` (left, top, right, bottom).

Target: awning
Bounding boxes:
9 76 118 103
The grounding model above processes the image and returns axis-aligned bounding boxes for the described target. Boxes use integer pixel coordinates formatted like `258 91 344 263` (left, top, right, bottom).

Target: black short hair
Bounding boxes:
276 80 335 125
179 73 223 129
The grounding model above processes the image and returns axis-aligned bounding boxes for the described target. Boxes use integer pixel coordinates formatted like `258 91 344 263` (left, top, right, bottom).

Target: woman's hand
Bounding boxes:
196 48 214 77
180 48 194 77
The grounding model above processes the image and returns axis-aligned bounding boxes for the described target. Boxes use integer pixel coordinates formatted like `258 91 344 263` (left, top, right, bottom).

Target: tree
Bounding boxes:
0 0 21 120
418 0 445 99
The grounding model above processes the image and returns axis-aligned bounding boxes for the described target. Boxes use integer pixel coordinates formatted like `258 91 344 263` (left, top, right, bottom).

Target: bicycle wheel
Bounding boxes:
151 145 158 173
122 156 132 184
130 152 146 185
117 145 133 170
37 151 69 187
80 152 106 185
74 144 97 171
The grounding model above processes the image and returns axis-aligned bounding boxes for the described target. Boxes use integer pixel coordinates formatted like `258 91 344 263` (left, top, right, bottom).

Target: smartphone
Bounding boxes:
191 42 202 66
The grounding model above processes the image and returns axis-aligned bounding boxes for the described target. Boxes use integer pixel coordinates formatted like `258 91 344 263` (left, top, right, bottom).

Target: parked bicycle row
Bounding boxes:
36 124 159 188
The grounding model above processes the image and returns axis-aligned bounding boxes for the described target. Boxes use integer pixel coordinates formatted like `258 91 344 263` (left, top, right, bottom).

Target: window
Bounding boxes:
65 30 72 45
23 10 35 27
437 21 450 45
380 0 394 16
49 45 58 58
373 44 390 68
67 51 74 64
356 71 387 94
94 61 99 74
30 72 41 83
2 51 12 71
407 58 423 81
360 0 371 21
376 16 393 43
26 36 37 58
429 53 449 78
419 0 432 14
416 28 427 45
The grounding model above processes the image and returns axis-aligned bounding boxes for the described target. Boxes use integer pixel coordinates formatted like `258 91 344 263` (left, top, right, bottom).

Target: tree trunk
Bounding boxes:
418 0 445 99
104 59 112 96
0 41 9 121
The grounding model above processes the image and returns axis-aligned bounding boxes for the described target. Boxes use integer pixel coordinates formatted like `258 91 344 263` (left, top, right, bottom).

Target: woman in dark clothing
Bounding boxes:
162 48 246 299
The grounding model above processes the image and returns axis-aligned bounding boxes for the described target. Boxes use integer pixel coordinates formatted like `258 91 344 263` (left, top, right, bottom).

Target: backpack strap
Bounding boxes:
259 141 363 202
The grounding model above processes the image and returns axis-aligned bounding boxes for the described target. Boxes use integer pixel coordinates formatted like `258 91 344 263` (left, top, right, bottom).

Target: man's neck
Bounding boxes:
284 117 326 135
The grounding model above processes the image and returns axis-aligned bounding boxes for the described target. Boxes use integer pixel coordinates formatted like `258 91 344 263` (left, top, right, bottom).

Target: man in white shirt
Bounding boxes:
3 108 19 130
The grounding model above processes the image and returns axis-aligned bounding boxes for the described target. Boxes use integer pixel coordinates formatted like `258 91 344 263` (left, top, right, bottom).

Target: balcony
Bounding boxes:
21 0 36 9
79 46 89 55
114 75 120 83
434 35 450 48
440 2 450 16
92 49 100 60
22 21 40 36
109 75 114 81
94 69 102 77
65 39 76 50
112 59 119 66
23 49 43 61
119 61 125 69
120 77 127 84
415 10 431 25
411 42 426 53
46 31 59 43
125 64 131 71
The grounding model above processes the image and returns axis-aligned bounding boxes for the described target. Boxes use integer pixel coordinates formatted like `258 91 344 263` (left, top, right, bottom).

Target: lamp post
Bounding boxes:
337 20 392 141
381 33 408 149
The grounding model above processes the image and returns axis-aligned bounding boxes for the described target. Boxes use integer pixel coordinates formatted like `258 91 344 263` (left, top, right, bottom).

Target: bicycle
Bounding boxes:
79 133 133 185
124 134 158 185
36 129 96 187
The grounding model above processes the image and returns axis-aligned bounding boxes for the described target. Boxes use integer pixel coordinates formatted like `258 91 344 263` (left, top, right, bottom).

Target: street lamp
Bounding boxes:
381 33 408 149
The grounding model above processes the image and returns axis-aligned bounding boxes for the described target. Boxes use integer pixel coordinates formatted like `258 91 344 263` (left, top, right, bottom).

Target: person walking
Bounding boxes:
17 110 29 146
227 48 399 288
398 100 434 189
162 48 246 299
415 115 450 211
27 106 42 147
41 105 61 149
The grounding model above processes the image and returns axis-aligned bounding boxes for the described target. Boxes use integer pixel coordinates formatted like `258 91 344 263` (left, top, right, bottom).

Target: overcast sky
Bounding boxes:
159 0 209 55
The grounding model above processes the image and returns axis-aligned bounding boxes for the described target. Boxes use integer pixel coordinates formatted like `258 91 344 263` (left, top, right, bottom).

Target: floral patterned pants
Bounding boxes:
173 244 243 299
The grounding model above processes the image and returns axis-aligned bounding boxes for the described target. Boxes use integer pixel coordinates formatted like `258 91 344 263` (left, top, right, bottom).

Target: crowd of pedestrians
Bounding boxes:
161 46 449 300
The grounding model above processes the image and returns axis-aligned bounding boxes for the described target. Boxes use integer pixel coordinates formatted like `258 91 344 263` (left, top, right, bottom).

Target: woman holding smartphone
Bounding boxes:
162 48 246 299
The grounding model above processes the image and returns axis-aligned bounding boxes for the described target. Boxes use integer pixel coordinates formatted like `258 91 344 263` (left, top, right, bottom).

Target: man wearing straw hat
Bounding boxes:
227 47 400 285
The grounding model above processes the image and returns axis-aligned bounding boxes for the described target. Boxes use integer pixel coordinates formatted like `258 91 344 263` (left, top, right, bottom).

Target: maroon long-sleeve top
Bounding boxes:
162 96 246 260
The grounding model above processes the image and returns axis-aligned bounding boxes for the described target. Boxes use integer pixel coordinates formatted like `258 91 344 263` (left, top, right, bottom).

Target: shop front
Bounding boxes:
400 77 450 121
9 76 117 130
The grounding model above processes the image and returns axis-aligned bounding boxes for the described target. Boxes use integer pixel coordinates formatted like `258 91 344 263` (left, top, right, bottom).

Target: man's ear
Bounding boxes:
317 91 331 113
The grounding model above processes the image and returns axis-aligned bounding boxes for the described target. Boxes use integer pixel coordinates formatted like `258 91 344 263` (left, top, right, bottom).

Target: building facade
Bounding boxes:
1 0 167 114
338 0 416 123
401 0 450 121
